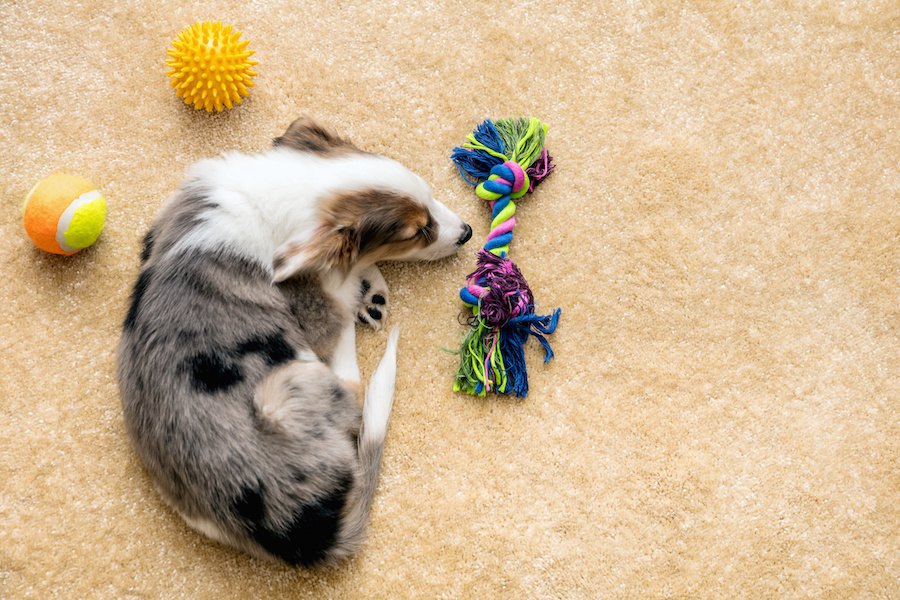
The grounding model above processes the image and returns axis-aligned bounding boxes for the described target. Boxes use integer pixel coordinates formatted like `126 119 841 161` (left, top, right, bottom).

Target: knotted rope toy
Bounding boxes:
450 117 561 398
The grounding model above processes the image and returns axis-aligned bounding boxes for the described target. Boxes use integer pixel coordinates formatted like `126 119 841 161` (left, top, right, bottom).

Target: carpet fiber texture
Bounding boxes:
1 1 897 597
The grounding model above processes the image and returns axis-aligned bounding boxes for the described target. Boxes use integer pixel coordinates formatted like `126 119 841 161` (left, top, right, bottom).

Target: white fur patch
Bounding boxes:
362 326 400 442
330 323 361 384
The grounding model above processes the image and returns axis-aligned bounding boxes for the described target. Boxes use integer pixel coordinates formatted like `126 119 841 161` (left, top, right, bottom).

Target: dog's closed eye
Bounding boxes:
421 219 436 243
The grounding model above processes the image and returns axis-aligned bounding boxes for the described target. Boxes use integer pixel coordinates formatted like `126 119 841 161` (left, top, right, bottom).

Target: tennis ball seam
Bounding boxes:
56 191 106 251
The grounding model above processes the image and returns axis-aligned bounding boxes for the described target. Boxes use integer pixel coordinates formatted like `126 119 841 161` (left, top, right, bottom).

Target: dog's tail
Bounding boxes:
335 326 400 558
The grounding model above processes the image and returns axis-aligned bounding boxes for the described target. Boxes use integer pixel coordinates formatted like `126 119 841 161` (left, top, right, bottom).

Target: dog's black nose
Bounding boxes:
457 223 473 246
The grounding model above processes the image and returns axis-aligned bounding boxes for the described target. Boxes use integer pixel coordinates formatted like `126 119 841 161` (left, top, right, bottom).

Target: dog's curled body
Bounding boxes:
117 118 470 565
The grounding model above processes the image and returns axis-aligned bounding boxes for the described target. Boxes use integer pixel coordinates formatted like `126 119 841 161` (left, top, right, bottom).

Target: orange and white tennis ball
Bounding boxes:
22 173 107 255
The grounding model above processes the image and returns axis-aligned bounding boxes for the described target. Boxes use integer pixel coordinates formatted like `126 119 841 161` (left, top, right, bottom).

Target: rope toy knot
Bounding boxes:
465 249 534 326
476 161 530 201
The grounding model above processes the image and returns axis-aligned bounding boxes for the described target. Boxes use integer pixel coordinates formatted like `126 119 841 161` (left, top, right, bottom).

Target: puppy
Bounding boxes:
117 117 472 565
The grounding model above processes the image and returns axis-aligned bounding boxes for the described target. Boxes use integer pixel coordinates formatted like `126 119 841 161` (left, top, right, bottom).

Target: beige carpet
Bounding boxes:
1 1 898 597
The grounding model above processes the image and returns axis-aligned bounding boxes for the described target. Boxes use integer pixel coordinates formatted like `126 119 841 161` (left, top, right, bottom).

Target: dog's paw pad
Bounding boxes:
357 275 388 331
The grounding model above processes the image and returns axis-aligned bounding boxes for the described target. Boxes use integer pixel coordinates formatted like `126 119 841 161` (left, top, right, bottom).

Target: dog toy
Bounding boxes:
450 117 561 398
22 173 107 255
165 21 258 113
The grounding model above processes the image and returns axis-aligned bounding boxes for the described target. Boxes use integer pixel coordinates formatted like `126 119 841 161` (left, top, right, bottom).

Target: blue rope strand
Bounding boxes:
450 120 507 184
482 179 511 195
459 288 480 305
491 195 510 219
495 308 562 398
484 232 513 251
509 308 562 363
470 119 505 155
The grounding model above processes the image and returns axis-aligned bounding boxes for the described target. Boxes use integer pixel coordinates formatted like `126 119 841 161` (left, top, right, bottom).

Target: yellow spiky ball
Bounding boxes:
165 21 258 113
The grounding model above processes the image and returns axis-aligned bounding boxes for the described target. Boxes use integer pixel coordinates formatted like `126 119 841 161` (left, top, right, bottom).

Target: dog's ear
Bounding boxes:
327 189 426 248
271 227 356 282
271 189 429 282
273 116 356 154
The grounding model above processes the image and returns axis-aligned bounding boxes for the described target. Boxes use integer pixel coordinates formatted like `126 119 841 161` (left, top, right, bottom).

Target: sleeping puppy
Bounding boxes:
117 117 472 566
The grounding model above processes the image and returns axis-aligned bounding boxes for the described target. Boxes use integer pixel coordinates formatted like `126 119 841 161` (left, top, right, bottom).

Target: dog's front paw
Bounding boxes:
357 266 388 330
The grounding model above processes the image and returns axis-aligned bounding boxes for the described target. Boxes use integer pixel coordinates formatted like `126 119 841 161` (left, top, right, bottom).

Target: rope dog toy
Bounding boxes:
450 117 562 398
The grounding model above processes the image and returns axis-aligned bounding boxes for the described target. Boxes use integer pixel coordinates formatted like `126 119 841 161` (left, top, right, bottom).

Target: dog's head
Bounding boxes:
271 118 472 282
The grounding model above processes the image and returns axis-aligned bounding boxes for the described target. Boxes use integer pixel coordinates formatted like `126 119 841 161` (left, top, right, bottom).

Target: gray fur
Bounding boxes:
119 187 370 566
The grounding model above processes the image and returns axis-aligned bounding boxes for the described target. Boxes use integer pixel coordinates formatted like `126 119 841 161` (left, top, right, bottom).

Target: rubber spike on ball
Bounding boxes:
449 117 561 398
